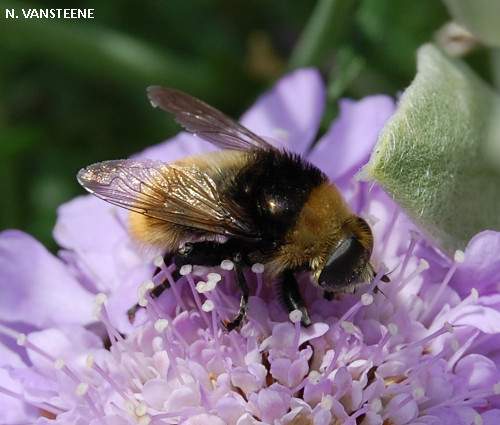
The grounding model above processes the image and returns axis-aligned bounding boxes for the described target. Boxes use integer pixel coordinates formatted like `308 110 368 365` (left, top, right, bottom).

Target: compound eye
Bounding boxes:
318 236 370 291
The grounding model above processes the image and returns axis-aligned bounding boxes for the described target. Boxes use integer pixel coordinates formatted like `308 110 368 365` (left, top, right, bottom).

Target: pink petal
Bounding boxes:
308 95 396 182
257 387 290 423
241 68 325 153
54 195 152 294
182 413 226 425
451 230 500 296
133 131 216 162
0 230 94 327
455 354 500 389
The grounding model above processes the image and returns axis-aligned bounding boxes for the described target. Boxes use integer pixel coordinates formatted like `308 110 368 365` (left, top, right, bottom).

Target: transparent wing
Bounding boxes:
147 86 275 152
77 159 257 238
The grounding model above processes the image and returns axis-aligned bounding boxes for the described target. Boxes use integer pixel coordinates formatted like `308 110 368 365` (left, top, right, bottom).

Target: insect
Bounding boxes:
77 86 386 330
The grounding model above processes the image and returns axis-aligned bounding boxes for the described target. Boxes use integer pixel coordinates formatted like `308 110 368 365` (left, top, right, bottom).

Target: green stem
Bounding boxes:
288 0 358 70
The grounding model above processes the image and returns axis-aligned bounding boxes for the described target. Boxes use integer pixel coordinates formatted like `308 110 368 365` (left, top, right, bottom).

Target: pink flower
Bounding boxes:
2 68 500 425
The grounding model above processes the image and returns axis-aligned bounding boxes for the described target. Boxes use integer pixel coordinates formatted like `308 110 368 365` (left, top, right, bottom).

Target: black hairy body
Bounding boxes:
229 149 327 249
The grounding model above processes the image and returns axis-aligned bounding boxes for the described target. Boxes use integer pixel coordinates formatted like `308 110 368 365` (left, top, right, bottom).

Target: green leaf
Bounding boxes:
358 43 500 253
442 0 500 46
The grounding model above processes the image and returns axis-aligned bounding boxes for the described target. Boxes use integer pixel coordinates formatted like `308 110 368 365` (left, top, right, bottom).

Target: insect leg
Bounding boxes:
174 241 230 267
174 242 252 330
223 252 250 331
281 270 312 327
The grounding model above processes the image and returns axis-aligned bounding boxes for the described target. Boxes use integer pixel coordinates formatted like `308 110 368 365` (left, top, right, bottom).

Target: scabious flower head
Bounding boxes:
2 68 500 425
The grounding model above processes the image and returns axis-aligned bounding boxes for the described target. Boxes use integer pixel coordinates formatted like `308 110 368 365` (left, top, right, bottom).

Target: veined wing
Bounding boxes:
147 86 275 152
77 159 257 238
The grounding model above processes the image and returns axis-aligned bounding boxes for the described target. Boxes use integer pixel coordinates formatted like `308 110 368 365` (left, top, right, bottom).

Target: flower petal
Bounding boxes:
240 68 325 153
26 327 103 374
0 367 39 423
483 409 500 425
309 95 396 182
134 131 216 162
53 195 152 294
256 387 290 423
181 413 226 425
0 230 94 327
451 230 500 296
455 354 500 390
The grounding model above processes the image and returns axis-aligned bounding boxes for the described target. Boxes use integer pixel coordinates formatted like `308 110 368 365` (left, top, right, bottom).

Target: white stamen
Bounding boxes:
308 371 321 384
493 382 500 395
94 293 107 305
54 359 65 370
320 395 333 411
179 264 192 275
388 323 399 335
474 414 484 425
420 259 430 270
197 279 217 293
341 321 356 334
445 322 454 333
361 293 374 306
454 250 465 263
135 402 149 416
76 382 89 396
451 338 460 351
207 272 221 283
16 333 27 346
289 310 302 323
251 263 265 273
220 260 234 270
471 288 479 301
153 256 164 267
203 279 217 292
124 400 135 415
154 319 169 333
139 415 152 425
195 281 207 293
141 280 155 292
202 300 215 312
86 354 95 367
138 280 155 307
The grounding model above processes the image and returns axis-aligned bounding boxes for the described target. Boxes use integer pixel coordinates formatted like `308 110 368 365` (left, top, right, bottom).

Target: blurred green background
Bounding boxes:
0 0 468 250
